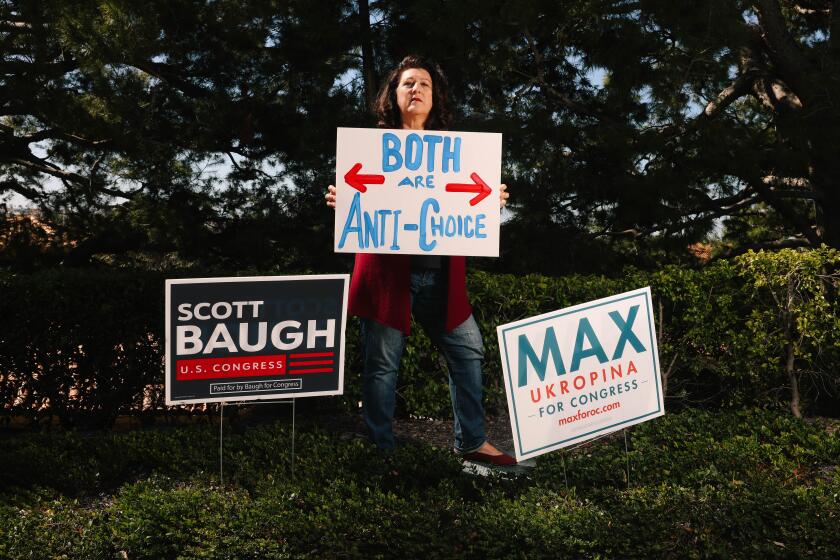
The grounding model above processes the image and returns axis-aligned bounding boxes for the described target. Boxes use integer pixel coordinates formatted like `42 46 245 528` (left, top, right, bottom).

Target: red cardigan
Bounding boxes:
348 254 472 334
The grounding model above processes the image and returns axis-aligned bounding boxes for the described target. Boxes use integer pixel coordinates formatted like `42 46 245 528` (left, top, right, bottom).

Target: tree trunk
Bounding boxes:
787 341 801 418
810 118 840 247
657 298 670 397
358 0 377 111
785 277 802 418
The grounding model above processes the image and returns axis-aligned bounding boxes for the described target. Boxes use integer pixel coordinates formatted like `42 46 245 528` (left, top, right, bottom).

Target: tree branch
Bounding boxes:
762 174 815 190
0 101 32 117
18 128 59 144
754 0 817 103
791 0 832 15
0 179 44 201
0 20 32 32
595 190 760 239
716 237 812 258
701 191 760 213
7 157 139 200
129 60 212 99
698 70 759 122
0 59 79 76
9 157 87 183
751 74 804 113
748 174 822 243
650 70 759 140
6 123 113 150
793 6 830 15
830 0 840 58
226 152 243 172
768 188 822 200
520 28 624 128
358 0 378 111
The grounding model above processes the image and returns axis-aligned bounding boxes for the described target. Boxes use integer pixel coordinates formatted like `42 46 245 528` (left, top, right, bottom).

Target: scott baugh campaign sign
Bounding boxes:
165 275 349 405
497 288 664 461
334 127 502 257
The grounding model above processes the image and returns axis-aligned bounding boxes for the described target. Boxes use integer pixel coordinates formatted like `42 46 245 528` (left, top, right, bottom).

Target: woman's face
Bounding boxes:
396 67 433 126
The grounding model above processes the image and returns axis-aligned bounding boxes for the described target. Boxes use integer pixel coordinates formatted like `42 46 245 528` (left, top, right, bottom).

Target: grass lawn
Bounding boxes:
1 408 838 559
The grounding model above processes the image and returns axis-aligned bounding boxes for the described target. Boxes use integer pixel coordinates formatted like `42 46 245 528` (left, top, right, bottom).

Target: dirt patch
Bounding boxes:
397 413 515 452
288 407 516 453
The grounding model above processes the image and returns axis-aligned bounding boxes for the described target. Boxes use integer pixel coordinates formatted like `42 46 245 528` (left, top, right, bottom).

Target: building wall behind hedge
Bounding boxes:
1 248 838 427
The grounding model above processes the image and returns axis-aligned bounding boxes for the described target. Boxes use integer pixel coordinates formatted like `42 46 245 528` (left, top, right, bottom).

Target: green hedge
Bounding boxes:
1 248 839 427
1 409 838 558
400 247 840 419
0 268 166 428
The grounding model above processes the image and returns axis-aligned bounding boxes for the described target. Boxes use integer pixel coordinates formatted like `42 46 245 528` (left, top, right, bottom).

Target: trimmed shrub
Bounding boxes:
1 248 838 426
0 268 166 428
1 409 838 559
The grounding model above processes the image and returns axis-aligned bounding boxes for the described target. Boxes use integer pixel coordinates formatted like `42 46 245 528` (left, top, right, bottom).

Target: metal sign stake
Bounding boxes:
623 429 631 488
220 402 225 485
218 398 297 487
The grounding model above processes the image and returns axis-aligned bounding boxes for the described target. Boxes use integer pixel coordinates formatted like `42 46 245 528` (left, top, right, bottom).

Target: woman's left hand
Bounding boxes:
499 183 509 208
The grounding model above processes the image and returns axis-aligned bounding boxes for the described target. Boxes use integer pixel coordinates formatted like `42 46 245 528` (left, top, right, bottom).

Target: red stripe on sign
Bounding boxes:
290 352 334 358
289 360 333 366
288 368 333 374
176 355 286 381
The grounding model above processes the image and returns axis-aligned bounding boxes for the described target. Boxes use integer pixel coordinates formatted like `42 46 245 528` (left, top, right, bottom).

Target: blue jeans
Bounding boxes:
360 269 487 453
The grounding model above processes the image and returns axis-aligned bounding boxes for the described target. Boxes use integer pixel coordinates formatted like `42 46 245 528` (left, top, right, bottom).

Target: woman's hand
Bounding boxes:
325 185 336 209
500 183 509 208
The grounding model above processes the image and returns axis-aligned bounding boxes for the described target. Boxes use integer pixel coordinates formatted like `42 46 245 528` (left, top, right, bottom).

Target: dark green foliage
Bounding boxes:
4 1 840 272
1 0 358 272
1 248 838 427
1 426 218 496
0 267 167 428
397 247 840 419
1 409 838 558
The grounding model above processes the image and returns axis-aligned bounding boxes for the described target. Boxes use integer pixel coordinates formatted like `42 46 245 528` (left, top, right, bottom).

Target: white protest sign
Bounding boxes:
497 287 665 461
334 127 501 257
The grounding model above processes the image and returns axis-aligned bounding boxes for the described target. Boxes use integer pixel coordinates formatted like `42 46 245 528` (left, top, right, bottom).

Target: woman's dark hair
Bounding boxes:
374 54 452 130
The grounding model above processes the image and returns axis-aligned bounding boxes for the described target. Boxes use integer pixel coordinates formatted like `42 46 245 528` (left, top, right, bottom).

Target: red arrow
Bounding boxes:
445 172 492 206
344 162 385 193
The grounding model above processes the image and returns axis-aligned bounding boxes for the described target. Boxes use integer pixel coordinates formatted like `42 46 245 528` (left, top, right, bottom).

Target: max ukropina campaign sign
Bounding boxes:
165 275 349 405
334 127 502 257
497 287 665 461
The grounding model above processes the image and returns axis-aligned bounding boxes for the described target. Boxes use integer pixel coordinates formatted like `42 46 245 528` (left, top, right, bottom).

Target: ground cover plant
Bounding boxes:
1 408 838 559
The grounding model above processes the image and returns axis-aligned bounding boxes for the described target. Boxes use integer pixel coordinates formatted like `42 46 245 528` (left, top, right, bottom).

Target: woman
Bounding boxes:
326 54 514 466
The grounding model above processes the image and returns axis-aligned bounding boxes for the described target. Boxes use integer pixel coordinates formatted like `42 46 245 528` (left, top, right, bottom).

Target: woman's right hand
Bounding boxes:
325 185 336 209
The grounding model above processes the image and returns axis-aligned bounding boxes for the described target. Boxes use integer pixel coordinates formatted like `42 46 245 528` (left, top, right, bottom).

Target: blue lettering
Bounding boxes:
430 214 444 237
405 133 422 171
382 133 402 172
337 192 363 249
442 136 461 173
419 198 440 252
445 216 456 236
475 214 487 238
363 210 378 248
390 210 401 250
518 327 566 388
382 133 461 173
424 135 443 172
609 305 646 359
570 318 609 372
376 209 392 247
